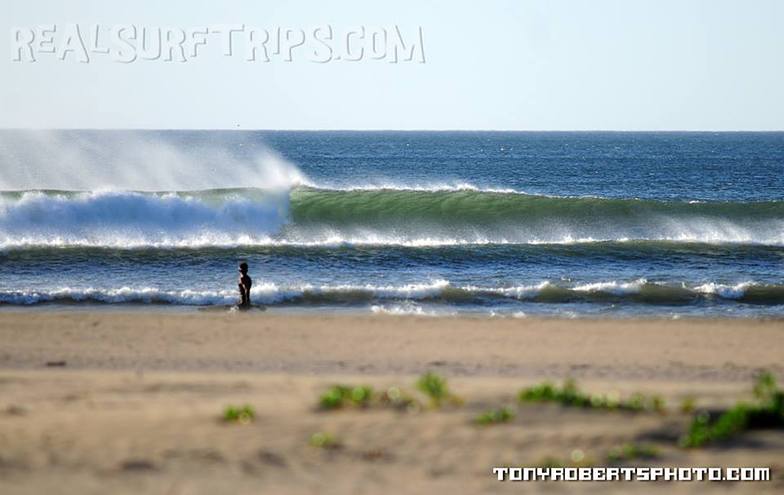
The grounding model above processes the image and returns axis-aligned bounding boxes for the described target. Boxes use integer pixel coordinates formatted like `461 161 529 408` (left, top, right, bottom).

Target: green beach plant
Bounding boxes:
222 404 255 424
475 407 516 425
350 385 374 406
318 385 375 410
309 432 341 449
319 385 351 410
518 379 666 413
317 376 464 412
680 371 784 448
379 386 421 412
518 381 558 402
416 372 449 405
416 372 461 408
318 383 426 412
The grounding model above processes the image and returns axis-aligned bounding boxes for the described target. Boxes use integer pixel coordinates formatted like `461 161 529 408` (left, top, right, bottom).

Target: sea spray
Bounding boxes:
0 130 308 191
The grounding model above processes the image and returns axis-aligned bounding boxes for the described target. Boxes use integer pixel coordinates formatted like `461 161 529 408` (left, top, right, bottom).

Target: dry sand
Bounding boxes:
0 312 783 494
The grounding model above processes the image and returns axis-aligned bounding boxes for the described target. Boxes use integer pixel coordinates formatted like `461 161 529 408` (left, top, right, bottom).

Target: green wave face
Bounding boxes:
286 188 784 245
290 188 784 224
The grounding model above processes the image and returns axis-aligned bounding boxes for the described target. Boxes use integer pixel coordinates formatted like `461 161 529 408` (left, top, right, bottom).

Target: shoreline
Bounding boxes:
3 304 784 317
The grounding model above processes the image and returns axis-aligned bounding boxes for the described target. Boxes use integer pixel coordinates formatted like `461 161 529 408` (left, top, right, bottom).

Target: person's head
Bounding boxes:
239 262 248 273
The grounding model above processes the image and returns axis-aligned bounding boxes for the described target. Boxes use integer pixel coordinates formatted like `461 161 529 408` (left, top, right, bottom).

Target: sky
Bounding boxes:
1 0 783 130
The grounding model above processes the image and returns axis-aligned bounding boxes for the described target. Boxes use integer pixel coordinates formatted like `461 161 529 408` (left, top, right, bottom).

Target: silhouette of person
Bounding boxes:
238 262 252 309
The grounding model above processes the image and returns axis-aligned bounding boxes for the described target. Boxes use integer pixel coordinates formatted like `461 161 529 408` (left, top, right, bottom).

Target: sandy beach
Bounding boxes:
0 312 782 494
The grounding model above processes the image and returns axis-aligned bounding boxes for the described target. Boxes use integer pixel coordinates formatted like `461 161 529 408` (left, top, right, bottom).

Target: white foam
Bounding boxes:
302 180 521 194
694 281 753 299
573 279 648 295
474 281 554 299
363 280 450 299
0 190 289 248
370 302 454 316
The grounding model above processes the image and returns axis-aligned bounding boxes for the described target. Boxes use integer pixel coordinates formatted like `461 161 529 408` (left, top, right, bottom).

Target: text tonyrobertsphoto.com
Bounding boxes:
492 466 772 482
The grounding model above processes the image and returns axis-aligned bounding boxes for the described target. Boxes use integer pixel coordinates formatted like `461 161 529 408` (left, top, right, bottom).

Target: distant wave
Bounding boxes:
1 187 783 249
2 280 783 306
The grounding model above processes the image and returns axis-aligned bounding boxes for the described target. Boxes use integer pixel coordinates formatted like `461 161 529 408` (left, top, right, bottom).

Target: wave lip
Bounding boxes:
3 280 783 307
303 180 522 194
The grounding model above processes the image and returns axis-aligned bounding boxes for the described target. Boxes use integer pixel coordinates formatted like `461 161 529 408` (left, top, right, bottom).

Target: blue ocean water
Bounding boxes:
1 131 783 317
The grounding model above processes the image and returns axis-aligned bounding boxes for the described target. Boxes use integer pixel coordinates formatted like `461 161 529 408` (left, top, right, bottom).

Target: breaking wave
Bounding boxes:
2 280 783 306
0 187 783 248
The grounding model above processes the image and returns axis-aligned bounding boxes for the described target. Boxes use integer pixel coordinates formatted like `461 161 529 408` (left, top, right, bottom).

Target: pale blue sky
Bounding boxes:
1 0 783 130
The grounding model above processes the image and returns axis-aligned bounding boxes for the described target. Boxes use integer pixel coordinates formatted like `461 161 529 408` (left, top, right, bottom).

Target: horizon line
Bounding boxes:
2 127 784 133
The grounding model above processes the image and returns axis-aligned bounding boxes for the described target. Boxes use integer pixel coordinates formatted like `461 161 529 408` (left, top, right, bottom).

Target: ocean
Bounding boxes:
1 130 783 317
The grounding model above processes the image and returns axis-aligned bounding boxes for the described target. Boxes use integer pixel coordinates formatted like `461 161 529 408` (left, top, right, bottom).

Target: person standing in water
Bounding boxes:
238 262 252 308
